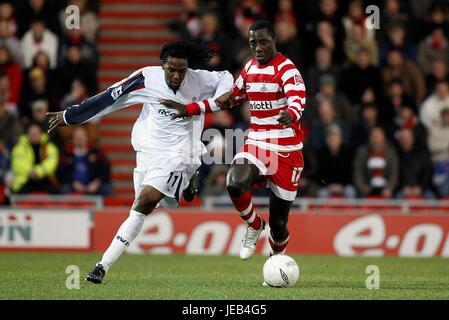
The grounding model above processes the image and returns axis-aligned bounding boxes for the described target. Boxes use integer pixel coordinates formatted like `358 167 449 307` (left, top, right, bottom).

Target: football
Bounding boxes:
263 254 300 287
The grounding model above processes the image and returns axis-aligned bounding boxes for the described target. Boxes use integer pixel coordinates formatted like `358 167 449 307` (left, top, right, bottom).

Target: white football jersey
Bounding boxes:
63 66 234 162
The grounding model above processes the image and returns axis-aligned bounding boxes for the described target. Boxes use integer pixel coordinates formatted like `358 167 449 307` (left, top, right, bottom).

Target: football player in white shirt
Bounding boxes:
47 41 233 284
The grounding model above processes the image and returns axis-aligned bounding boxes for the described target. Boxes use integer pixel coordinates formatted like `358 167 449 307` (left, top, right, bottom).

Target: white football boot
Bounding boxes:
239 218 265 260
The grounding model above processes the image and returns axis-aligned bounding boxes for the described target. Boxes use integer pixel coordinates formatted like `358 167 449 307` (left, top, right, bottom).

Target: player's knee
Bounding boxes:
226 170 250 198
133 193 158 215
226 183 241 198
226 180 246 198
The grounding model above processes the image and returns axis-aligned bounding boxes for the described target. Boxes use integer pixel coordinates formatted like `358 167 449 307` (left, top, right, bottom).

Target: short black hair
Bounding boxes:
159 41 213 69
249 20 276 39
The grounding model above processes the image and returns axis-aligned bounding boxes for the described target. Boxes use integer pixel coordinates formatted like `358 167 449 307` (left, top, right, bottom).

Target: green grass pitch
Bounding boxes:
1 253 448 300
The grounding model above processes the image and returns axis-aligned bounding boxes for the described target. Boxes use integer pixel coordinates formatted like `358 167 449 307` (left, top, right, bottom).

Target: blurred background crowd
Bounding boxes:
1 0 449 205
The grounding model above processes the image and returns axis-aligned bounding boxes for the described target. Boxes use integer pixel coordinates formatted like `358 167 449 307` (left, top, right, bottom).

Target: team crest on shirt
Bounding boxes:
260 83 268 92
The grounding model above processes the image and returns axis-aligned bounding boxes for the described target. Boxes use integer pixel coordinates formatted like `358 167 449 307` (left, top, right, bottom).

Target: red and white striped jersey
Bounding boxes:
185 53 306 153
233 53 306 152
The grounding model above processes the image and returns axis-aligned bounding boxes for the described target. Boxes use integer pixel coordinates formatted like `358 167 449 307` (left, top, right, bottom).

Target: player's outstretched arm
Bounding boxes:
49 69 148 129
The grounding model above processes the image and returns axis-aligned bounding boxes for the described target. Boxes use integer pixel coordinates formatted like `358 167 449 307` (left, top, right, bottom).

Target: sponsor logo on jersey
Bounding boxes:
294 74 303 85
158 109 177 117
249 101 273 110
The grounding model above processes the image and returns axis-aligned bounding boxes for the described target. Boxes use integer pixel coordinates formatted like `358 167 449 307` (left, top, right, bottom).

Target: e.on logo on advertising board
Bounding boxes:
93 210 449 258
0 209 91 250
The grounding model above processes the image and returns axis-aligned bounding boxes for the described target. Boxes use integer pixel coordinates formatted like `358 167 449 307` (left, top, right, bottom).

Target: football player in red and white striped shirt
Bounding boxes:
161 20 306 262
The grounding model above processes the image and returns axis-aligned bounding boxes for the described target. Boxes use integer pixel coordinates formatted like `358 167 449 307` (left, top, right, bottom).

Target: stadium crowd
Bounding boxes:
0 0 449 205
0 0 109 205
172 0 449 201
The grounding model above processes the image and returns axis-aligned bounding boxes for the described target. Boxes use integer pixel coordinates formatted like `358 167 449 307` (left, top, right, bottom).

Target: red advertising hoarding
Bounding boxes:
93 209 449 257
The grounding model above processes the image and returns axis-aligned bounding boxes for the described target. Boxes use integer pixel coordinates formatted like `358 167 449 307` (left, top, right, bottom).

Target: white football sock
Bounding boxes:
100 210 145 272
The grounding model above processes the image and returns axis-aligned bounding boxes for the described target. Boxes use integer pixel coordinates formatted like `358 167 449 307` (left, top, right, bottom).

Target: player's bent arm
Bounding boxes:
64 70 147 125
184 70 235 116
281 67 307 123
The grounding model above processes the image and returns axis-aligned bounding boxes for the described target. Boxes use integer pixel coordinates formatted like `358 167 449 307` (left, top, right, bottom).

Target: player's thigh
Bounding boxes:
229 144 269 188
267 150 304 202
132 185 165 214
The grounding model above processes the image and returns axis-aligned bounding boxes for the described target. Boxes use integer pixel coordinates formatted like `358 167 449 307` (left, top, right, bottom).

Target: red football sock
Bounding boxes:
230 191 262 230
269 233 290 254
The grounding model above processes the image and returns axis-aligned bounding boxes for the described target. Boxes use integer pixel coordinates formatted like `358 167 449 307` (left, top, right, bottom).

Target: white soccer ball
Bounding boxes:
263 254 300 287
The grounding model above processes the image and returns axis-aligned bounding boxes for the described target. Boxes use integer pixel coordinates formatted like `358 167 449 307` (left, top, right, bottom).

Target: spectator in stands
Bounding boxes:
30 99 63 148
17 0 61 37
19 67 56 121
0 19 22 65
417 27 449 75
60 78 90 111
382 78 416 124
409 0 434 26
395 128 433 199
0 100 22 149
392 104 428 153
230 19 253 72
197 11 232 71
306 46 341 97
382 49 426 104
428 107 449 197
420 80 449 129
29 50 58 98
21 19 58 69
307 98 350 152
307 75 354 126
317 124 355 198
351 103 381 149
201 164 229 197
421 1 449 40
0 2 17 36
344 23 379 67
0 71 16 114
425 58 449 96
58 45 97 96
342 0 375 41
58 28 98 68
58 126 112 196
0 137 10 204
10 122 59 194
342 48 383 104
309 0 345 65
379 24 416 66
171 0 202 40
0 45 21 109
234 0 266 36
379 0 409 42
275 19 302 68
299 134 319 198
275 0 297 27
59 0 99 43
309 20 345 67
353 127 399 198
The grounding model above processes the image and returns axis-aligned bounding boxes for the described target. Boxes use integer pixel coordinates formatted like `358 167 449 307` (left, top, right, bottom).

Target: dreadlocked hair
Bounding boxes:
159 41 214 69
